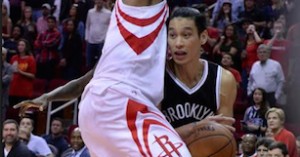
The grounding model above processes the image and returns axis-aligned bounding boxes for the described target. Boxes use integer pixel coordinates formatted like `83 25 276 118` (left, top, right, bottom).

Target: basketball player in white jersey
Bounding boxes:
14 1 235 156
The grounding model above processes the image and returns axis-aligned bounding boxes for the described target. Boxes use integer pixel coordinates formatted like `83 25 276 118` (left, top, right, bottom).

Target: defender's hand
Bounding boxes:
13 94 49 117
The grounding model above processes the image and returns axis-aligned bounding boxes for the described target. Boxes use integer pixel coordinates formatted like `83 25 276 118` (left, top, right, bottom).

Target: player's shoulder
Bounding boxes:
220 67 236 84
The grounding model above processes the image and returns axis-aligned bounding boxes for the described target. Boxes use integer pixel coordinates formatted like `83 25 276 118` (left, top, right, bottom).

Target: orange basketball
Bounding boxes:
186 121 236 157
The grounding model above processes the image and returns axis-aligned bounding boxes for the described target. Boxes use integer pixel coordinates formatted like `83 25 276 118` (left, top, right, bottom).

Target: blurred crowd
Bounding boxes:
2 0 300 157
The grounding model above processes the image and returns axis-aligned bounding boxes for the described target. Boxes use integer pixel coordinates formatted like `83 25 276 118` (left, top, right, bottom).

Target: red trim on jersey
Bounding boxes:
143 119 180 157
115 3 168 55
117 0 166 26
126 99 181 157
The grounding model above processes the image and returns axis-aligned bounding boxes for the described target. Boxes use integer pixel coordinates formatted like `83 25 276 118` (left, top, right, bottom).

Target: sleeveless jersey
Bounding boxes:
161 60 222 128
86 0 169 106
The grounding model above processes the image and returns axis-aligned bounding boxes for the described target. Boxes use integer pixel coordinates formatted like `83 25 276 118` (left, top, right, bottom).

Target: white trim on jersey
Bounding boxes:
215 66 222 110
166 59 209 95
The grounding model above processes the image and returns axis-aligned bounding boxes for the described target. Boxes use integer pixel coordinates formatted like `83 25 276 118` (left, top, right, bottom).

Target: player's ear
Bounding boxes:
199 30 208 45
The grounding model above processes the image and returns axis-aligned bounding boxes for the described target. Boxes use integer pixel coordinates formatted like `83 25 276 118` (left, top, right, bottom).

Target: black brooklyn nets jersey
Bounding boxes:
161 60 222 128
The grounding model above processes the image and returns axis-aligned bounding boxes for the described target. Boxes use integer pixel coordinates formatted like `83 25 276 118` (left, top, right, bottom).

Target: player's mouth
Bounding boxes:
173 51 187 60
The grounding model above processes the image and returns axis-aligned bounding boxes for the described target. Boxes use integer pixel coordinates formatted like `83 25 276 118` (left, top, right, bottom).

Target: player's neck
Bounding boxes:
173 59 204 88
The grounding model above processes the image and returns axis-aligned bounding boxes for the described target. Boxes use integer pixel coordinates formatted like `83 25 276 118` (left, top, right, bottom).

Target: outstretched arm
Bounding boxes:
14 69 94 116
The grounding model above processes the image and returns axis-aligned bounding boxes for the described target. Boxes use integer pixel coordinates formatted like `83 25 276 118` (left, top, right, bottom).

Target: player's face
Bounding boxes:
168 17 207 65
253 89 263 104
3 123 18 144
20 118 33 132
257 145 269 157
70 130 85 151
268 148 285 157
267 112 283 130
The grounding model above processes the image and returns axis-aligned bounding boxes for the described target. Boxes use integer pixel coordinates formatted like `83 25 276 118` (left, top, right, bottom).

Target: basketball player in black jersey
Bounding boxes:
160 7 237 141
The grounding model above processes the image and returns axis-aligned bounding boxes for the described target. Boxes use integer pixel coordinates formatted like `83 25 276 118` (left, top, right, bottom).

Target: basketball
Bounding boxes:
186 121 236 157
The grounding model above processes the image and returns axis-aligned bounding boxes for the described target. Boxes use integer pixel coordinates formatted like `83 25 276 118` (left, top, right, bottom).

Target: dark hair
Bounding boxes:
222 24 238 41
167 7 207 36
256 137 274 149
21 117 35 127
64 18 78 33
47 15 57 22
213 2 232 27
268 142 289 156
17 38 32 55
52 117 64 125
3 119 19 131
12 24 24 37
252 88 269 117
19 6 33 23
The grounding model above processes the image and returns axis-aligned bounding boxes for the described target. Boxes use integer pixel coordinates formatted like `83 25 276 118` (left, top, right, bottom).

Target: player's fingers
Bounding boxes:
13 100 29 109
207 115 235 124
39 102 48 111
223 125 236 132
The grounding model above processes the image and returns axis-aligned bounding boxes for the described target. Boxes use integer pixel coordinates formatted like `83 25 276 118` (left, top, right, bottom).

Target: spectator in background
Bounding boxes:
264 20 289 77
21 0 49 22
238 0 268 38
268 142 290 157
242 88 269 137
85 0 111 69
221 53 242 87
3 25 23 62
17 6 37 50
241 24 263 76
256 137 275 157
43 118 70 157
9 39 36 106
2 47 14 120
36 3 51 34
247 44 285 107
61 127 90 157
212 0 234 32
35 16 61 80
61 4 85 40
20 117 53 157
2 119 33 157
18 127 37 157
264 0 287 24
2 3 12 40
2 0 10 17
266 107 298 157
59 19 83 80
212 0 244 24
213 24 242 71
240 133 257 157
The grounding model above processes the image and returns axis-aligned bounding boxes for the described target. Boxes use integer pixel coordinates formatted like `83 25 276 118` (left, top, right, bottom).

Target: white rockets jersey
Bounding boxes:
86 0 168 106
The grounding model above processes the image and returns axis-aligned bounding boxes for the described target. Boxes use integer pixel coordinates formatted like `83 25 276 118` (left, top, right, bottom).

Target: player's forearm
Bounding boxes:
123 0 162 6
44 69 94 101
175 123 194 143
